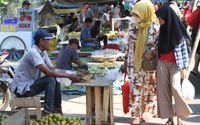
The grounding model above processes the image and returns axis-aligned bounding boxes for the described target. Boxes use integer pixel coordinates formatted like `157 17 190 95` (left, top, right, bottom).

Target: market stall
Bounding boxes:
0 10 38 62
55 0 118 4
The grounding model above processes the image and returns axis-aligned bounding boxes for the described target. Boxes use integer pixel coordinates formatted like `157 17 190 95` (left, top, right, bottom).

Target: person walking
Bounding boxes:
124 1 160 124
155 5 193 125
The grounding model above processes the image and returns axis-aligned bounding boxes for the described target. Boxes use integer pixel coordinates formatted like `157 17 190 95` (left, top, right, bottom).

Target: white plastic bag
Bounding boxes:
181 79 195 101
56 77 72 86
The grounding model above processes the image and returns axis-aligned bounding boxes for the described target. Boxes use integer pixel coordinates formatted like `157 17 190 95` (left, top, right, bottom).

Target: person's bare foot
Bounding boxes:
141 116 149 122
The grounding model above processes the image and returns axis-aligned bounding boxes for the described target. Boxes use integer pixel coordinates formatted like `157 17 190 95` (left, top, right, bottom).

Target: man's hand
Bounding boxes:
68 74 80 82
0 68 5 74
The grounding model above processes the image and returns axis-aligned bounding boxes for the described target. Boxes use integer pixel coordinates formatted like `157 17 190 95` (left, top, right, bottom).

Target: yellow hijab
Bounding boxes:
131 1 156 71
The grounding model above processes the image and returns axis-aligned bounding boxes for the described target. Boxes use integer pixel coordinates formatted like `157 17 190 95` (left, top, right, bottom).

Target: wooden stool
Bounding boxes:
10 96 42 124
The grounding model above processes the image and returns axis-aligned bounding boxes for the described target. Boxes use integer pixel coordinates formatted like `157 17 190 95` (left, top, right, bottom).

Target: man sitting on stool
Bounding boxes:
11 29 80 115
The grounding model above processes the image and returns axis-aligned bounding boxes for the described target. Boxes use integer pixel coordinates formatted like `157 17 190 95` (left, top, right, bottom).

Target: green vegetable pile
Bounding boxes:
80 48 95 52
61 85 80 90
89 66 107 78
29 113 82 125
0 113 9 121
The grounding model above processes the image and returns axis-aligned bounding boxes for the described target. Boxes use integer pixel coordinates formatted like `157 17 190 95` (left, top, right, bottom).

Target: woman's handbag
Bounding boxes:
142 29 158 71
121 72 129 114
142 45 158 71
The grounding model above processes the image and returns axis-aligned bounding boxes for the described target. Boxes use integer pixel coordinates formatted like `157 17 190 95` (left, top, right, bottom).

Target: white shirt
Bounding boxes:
11 45 53 95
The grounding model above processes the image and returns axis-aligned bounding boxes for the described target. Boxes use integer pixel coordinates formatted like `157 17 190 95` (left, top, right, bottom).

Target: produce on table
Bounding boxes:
116 32 127 38
98 61 119 67
102 44 121 51
106 31 128 40
29 113 82 125
80 48 95 52
61 85 80 90
69 32 81 37
0 113 9 121
82 61 88 66
91 49 119 58
91 49 120 62
89 66 107 79
106 31 118 40
77 69 91 82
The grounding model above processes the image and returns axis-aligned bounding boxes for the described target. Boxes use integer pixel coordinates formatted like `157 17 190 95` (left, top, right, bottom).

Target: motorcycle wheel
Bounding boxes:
0 87 11 110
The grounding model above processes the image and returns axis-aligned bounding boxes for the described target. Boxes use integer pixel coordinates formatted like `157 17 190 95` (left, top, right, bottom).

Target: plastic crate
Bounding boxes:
0 109 25 125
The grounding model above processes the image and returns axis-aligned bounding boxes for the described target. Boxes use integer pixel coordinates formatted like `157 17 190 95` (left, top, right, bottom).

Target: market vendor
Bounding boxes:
56 38 87 70
90 20 107 46
11 29 80 115
68 18 81 33
80 17 101 49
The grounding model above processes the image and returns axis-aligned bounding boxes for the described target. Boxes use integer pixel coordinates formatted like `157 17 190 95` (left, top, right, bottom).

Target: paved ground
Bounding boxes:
61 73 200 125
3 61 200 125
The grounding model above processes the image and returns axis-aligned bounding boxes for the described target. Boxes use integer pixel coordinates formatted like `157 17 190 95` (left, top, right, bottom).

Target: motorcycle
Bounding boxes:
0 51 15 110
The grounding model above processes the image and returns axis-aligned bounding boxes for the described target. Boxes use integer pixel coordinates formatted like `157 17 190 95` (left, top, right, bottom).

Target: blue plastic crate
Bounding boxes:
4 19 18 24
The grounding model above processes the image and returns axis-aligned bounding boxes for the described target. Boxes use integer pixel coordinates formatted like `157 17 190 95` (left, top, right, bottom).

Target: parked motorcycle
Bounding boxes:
0 66 14 110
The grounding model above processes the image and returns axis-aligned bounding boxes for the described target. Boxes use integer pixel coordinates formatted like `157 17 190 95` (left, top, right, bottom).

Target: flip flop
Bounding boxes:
165 120 174 125
141 116 149 122
131 118 141 125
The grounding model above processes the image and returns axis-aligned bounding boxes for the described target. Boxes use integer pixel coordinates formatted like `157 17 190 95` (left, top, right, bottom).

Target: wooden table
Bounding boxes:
73 79 114 125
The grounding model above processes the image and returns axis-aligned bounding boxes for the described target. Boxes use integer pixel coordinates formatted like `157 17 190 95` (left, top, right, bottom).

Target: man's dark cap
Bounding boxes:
34 29 54 42
69 38 80 48
23 0 31 6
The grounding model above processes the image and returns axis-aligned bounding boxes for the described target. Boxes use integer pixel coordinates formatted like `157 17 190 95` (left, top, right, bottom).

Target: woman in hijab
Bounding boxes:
156 5 192 125
124 1 160 124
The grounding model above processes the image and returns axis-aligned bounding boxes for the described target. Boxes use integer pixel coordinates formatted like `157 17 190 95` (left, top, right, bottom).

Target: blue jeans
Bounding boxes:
25 77 61 113
82 41 100 49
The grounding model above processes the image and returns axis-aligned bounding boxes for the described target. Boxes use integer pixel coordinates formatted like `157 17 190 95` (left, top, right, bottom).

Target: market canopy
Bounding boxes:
53 8 81 14
55 0 118 4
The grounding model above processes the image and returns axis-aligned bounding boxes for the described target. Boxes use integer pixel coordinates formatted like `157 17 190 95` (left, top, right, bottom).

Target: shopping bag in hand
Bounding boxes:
121 72 129 114
182 79 195 101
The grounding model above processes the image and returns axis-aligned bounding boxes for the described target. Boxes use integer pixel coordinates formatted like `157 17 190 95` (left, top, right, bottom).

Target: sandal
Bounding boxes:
177 121 185 125
165 120 174 125
141 116 149 122
177 117 185 125
131 117 141 125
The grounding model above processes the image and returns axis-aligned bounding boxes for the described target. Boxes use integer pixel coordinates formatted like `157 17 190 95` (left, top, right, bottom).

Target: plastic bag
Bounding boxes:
56 77 72 86
181 79 195 101
121 72 129 114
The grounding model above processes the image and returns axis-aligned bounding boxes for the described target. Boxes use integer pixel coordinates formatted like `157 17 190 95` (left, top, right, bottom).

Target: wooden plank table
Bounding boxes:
73 79 114 125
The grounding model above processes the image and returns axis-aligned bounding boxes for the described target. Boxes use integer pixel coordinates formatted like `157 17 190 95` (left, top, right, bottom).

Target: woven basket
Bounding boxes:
91 57 117 62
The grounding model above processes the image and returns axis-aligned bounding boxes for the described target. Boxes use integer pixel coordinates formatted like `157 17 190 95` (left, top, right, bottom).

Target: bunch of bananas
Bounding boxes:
69 32 81 37
106 31 118 40
98 61 118 67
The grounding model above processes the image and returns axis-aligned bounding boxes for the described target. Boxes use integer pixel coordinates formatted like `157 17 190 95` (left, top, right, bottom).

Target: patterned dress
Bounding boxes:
125 20 160 117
